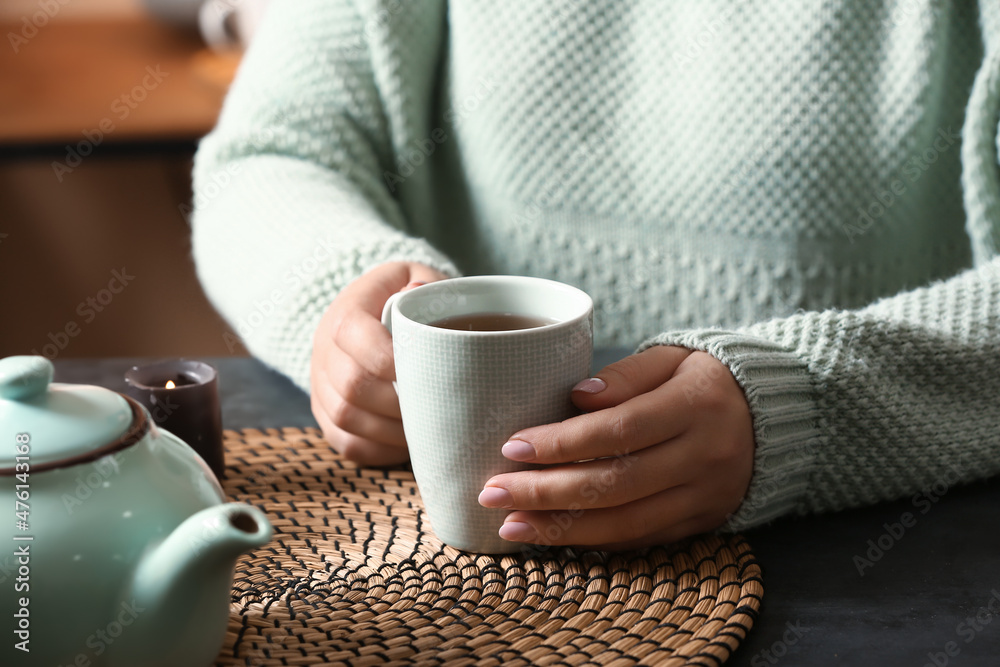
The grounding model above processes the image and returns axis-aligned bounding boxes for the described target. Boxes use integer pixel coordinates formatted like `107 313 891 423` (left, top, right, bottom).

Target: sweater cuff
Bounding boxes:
637 329 823 531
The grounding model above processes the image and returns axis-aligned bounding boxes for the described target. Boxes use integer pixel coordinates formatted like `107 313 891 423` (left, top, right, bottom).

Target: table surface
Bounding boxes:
0 16 237 145
54 356 1000 666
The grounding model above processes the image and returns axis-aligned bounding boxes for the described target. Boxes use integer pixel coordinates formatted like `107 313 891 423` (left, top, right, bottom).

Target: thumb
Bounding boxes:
571 345 693 411
351 262 446 317
408 263 450 285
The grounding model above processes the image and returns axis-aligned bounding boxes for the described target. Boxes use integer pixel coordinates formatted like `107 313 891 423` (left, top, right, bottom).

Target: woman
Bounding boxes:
192 0 1000 549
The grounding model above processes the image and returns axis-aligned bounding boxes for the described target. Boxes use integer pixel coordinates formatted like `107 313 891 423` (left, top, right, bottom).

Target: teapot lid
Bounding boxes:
0 356 143 472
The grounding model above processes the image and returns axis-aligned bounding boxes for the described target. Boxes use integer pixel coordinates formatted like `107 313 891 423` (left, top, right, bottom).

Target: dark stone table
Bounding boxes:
54 355 1000 666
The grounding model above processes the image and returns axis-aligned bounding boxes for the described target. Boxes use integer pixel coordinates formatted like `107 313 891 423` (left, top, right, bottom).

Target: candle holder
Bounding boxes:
124 359 225 480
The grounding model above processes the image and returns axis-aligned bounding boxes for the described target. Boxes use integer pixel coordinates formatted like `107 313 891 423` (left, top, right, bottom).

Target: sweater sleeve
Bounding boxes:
191 0 458 390
639 33 1000 531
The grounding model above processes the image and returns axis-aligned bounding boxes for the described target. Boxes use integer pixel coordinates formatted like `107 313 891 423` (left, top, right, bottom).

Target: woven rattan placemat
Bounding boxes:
215 428 763 666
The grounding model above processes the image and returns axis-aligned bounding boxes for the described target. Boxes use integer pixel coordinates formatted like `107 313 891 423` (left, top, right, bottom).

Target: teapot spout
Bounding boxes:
118 503 271 667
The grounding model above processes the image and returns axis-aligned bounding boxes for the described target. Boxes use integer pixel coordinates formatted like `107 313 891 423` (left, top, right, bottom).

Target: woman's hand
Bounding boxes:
478 346 756 550
311 261 448 466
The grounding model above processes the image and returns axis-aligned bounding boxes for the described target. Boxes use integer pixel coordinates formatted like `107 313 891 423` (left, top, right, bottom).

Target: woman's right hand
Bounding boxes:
310 261 448 466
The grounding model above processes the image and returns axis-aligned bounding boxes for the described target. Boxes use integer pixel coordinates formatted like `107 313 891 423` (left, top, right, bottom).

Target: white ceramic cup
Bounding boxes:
382 276 593 553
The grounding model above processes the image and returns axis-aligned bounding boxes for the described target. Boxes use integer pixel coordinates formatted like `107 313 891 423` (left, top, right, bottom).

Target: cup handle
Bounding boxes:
380 291 403 335
380 292 403 394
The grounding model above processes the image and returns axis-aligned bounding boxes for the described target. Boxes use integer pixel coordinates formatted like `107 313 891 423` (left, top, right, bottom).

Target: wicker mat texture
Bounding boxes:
215 428 763 667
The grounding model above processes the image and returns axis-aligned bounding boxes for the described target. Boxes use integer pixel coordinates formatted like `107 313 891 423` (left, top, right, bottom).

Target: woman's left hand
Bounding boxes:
478 345 756 550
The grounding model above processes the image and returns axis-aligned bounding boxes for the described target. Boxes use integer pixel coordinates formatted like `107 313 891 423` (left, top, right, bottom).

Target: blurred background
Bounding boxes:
0 0 269 359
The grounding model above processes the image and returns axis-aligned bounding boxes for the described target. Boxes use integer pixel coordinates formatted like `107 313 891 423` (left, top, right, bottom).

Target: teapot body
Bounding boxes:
1 424 225 666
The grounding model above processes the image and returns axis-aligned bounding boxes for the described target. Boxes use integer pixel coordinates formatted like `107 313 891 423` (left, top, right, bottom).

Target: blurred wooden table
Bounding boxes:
0 15 239 146
0 14 247 359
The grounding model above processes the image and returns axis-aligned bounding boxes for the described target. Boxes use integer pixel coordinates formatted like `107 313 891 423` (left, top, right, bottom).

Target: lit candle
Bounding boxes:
124 360 225 479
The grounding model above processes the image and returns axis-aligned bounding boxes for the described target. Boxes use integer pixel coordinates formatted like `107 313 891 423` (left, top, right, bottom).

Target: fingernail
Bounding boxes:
502 439 536 462
403 281 426 291
572 377 607 394
499 521 536 542
478 487 514 508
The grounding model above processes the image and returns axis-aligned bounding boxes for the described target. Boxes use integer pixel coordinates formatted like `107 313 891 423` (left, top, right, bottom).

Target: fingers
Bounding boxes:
343 261 450 315
497 485 710 548
406 263 451 285
330 265 452 385
333 308 396 382
324 344 401 419
571 345 692 412
504 379 695 464
342 262 419 315
484 349 755 550
483 435 700 511
312 394 408 467
314 365 406 446
309 262 450 467
502 346 694 465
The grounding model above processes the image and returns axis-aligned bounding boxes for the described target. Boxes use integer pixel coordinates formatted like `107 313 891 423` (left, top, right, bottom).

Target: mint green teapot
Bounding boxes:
0 356 272 667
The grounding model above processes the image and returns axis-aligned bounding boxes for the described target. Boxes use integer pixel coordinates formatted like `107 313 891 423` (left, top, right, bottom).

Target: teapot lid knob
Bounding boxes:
0 356 54 400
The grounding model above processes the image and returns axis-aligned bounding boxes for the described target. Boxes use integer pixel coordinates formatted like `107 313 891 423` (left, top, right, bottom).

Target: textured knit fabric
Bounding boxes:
192 0 1000 530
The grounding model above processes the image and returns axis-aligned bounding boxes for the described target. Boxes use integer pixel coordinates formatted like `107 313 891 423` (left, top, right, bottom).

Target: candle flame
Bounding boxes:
165 380 176 389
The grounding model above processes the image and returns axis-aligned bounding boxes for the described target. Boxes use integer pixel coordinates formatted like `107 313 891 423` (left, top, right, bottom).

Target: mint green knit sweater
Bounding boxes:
192 0 1000 531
